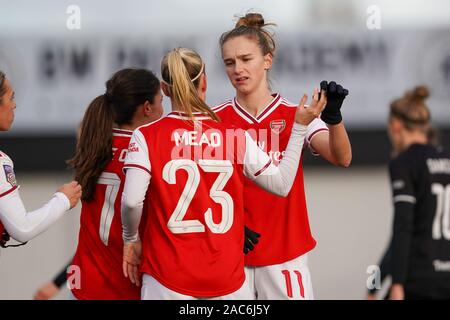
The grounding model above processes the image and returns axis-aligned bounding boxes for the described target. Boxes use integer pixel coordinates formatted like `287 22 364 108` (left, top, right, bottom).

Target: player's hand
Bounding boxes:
295 88 327 126
389 284 405 300
244 226 261 254
123 241 142 286
367 293 377 300
33 282 60 300
58 181 82 209
319 80 348 125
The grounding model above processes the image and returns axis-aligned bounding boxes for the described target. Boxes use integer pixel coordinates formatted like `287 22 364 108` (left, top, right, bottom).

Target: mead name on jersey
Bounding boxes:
170 127 285 165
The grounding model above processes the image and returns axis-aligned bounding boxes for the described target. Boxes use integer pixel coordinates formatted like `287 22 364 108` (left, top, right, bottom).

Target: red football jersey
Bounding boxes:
71 129 141 300
124 111 272 297
213 94 329 266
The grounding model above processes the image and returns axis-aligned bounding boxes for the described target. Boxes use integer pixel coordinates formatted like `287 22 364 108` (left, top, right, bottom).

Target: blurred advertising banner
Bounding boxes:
1 29 449 134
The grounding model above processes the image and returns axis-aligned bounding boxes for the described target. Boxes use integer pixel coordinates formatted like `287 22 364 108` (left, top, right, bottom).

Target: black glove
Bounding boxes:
244 226 261 254
319 80 348 125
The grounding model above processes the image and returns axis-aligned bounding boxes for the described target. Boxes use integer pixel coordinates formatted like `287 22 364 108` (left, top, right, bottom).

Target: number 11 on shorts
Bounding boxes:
282 270 305 298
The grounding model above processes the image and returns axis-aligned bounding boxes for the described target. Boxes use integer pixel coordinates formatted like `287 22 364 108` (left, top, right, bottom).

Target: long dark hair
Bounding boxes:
68 68 160 201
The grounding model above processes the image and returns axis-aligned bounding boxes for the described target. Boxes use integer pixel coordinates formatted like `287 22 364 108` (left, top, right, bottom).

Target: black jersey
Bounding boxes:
389 143 450 298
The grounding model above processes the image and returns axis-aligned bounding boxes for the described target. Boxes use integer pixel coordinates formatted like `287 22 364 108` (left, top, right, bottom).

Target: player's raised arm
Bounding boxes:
243 89 327 197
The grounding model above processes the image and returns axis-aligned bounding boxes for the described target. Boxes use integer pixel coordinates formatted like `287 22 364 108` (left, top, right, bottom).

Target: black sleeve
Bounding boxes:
389 159 416 285
368 238 393 295
52 260 72 288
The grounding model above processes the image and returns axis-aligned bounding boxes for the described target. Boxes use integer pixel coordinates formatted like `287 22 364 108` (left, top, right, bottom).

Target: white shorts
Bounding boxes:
244 253 314 300
141 273 253 300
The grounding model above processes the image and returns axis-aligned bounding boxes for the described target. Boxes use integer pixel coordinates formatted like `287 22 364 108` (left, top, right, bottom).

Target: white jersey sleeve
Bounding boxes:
122 130 151 243
123 129 151 174
121 168 150 244
0 152 70 243
305 118 329 156
0 152 18 196
243 123 307 197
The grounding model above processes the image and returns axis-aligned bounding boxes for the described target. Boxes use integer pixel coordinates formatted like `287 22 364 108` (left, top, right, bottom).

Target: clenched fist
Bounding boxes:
58 181 82 209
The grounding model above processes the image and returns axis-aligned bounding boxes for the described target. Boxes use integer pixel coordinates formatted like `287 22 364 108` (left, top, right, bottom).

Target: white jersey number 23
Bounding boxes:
163 159 234 234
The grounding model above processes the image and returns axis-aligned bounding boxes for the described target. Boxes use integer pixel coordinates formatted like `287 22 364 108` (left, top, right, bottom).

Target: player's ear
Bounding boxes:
142 100 152 116
200 73 207 94
263 53 273 71
391 117 403 132
161 82 171 97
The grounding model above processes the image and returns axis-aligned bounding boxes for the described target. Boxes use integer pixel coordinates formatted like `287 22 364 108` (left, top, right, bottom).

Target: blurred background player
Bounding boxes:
121 47 327 299
367 121 444 300
377 85 450 300
0 70 81 249
214 13 352 299
67 68 163 299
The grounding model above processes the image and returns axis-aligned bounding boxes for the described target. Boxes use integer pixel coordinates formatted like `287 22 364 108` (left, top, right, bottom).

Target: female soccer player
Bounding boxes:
68 68 163 299
121 47 327 299
0 70 81 248
215 13 352 299
385 86 450 300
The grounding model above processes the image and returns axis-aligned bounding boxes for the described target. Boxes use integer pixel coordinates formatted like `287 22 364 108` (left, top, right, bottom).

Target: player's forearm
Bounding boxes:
0 191 70 243
121 168 150 243
368 239 393 294
253 123 307 197
391 202 414 284
327 122 352 167
53 261 72 288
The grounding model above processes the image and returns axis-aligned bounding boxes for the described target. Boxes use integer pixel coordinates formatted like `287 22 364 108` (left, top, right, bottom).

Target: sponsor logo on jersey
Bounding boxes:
392 180 405 190
270 119 286 134
3 164 17 187
128 142 139 153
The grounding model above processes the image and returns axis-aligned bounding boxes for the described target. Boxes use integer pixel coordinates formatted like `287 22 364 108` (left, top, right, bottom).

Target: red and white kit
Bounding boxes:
0 150 70 245
214 93 329 299
71 129 141 300
122 111 307 299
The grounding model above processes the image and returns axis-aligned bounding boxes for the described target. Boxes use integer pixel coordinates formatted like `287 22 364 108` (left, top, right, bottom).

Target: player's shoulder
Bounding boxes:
397 144 430 166
278 96 298 108
390 147 418 173
0 150 17 189
135 117 167 135
0 150 13 166
211 100 234 114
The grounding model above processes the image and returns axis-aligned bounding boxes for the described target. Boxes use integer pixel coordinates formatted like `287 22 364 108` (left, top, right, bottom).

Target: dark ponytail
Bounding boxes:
68 68 160 201
68 95 114 201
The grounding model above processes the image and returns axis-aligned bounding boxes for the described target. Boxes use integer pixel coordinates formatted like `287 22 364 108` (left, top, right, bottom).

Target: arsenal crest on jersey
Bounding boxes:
3 164 17 187
270 119 286 134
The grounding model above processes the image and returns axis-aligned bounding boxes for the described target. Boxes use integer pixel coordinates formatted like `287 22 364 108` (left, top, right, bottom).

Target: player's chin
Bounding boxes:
236 84 252 95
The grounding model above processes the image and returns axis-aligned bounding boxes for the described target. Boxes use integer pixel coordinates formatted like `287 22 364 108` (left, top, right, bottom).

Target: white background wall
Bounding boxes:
0 167 393 300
